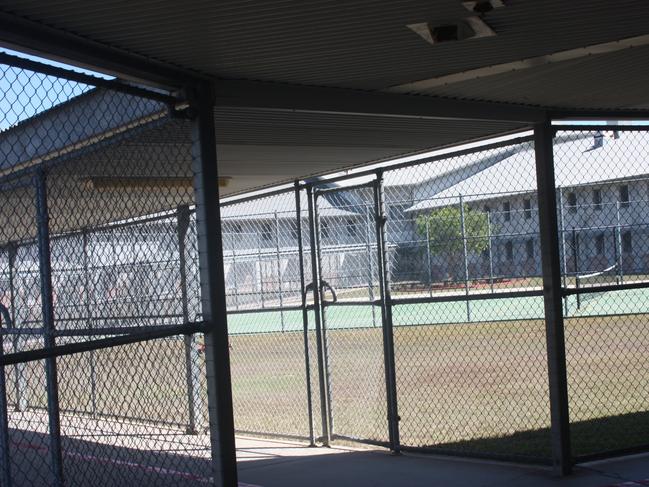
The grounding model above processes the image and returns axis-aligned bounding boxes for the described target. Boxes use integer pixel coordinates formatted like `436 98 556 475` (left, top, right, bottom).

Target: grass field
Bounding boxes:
5 289 649 463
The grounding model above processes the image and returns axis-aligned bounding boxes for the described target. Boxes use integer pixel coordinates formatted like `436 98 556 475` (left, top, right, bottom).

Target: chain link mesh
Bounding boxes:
221 191 315 441
383 141 551 461
555 128 649 459
1 50 649 487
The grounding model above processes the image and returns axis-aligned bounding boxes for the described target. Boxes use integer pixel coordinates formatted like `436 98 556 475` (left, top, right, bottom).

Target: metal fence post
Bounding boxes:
189 84 238 487
425 218 433 296
177 205 204 434
613 226 621 285
81 230 98 417
294 183 315 446
615 201 624 283
257 245 265 308
0 305 13 486
7 244 27 412
487 212 494 293
572 229 581 309
373 172 401 453
557 187 569 315
35 168 65 486
231 245 239 310
365 209 377 326
274 211 285 331
459 195 471 321
306 185 331 445
312 193 335 437
534 120 572 476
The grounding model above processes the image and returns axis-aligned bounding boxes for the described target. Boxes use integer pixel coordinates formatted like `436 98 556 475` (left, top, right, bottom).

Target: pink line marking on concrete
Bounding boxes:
603 480 649 487
13 440 262 486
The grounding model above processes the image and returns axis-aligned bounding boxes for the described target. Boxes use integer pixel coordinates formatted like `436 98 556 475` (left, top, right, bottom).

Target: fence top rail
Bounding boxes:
390 288 544 306
0 321 205 365
562 280 649 296
554 124 649 132
1 204 191 251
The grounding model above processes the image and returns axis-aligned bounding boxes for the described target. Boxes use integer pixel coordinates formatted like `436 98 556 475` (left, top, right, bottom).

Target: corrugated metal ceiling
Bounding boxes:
2 0 649 98
109 107 527 196
412 44 649 110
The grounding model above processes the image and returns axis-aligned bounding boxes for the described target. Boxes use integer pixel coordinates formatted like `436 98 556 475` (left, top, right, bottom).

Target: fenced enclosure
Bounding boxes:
0 51 648 486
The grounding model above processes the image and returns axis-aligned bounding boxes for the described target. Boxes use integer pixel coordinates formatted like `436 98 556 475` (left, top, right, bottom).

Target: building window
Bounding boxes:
523 199 532 220
346 218 357 238
622 231 632 254
291 221 299 240
619 184 630 208
525 239 534 259
592 189 602 211
232 223 243 234
505 241 514 261
567 192 577 213
595 233 605 255
503 201 511 222
261 222 273 242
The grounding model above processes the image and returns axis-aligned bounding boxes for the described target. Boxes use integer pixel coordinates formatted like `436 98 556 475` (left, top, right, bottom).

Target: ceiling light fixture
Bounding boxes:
83 176 232 191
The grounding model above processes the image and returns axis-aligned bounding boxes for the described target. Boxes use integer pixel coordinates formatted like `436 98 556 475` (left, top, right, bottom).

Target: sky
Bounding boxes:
0 48 111 131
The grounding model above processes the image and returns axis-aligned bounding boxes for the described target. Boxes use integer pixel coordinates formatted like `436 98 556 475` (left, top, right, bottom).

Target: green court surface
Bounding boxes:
227 287 649 335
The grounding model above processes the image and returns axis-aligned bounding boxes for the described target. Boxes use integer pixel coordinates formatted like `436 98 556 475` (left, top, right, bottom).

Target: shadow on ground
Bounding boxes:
6 411 649 487
414 410 649 461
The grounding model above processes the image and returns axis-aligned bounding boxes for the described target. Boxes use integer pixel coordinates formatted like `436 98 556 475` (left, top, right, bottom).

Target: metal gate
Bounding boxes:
307 177 399 450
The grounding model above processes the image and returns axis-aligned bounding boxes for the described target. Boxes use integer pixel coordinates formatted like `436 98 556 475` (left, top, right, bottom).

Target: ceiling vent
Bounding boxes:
407 16 496 45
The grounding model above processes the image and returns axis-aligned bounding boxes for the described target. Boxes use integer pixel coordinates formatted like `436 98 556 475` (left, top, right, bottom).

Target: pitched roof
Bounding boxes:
407 130 649 211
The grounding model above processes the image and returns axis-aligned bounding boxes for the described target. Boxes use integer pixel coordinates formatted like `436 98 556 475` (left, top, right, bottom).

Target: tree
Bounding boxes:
416 204 491 280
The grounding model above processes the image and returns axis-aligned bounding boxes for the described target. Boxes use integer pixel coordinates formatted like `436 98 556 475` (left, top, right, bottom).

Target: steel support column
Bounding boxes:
190 84 238 486
534 120 572 475
35 169 64 486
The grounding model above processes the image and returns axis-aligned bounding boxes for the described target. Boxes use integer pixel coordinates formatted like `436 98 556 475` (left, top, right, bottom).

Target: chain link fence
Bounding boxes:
555 128 649 460
0 54 222 486
1 50 649 486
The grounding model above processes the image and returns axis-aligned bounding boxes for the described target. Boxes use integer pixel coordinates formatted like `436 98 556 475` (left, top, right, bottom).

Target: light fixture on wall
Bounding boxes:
83 176 232 191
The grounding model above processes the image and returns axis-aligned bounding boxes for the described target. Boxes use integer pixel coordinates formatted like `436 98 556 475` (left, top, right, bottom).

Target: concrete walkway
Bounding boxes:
236 437 649 487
